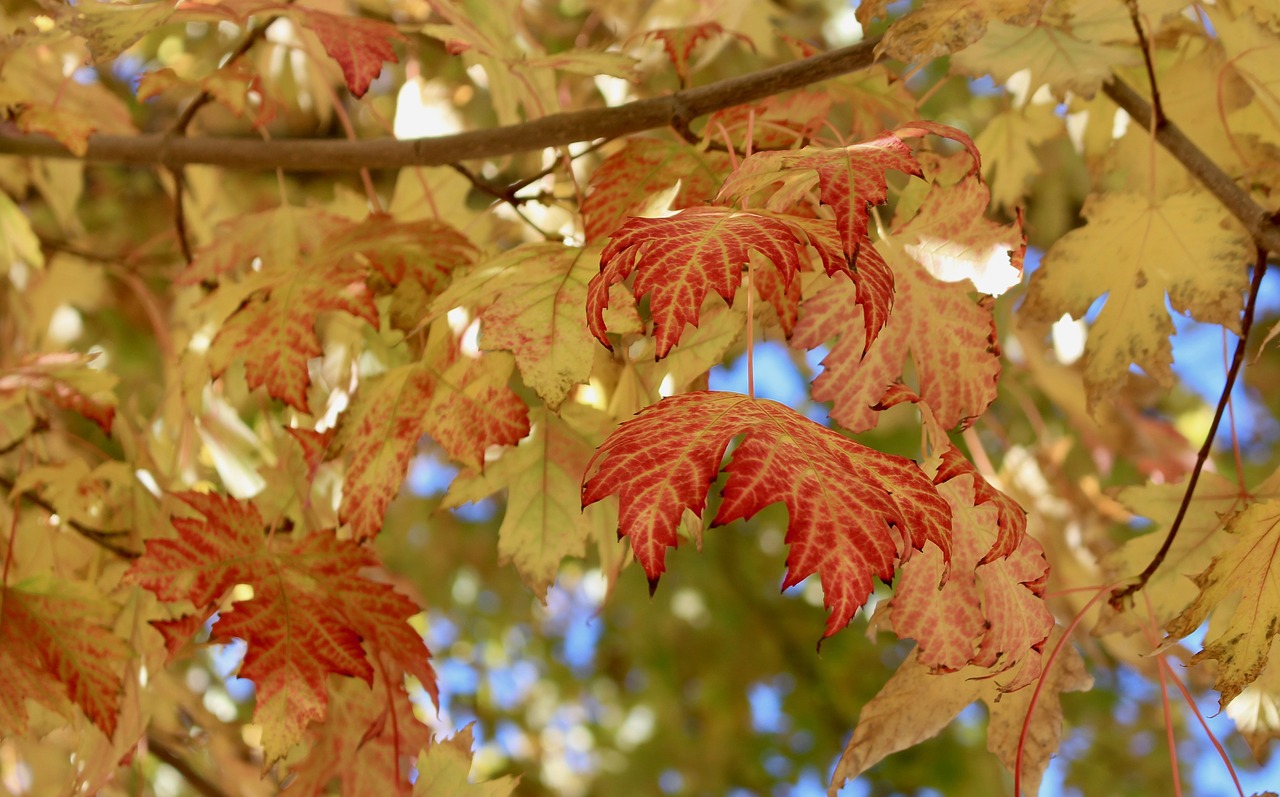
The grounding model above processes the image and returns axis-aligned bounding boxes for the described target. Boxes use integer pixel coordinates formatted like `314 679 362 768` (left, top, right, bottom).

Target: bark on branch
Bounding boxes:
0 38 881 171
1103 77 1280 254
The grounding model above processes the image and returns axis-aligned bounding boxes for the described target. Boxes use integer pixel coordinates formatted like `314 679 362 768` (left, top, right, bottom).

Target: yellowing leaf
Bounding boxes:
1167 498 1280 709
414 725 518 797
857 0 1048 62
445 404 617 599
582 391 952 639
292 7 405 97
69 0 174 62
432 244 602 408
974 103 1065 211
1021 191 1252 409
830 629 1092 797
951 20 1138 98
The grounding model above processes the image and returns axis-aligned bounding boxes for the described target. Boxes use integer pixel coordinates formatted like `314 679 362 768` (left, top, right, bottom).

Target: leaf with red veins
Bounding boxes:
0 577 129 739
785 216 895 353
793 240 999 433
589 207 811 357
293 8 404 97
126 493 433 762
934 446 1026 562
338 347 528 542
889 475 1049 684
718 135 923 259
582 391 951 639
208 262 378 411
289 674 433 797
639 22 754 85
581 137 731 242
0 351 117 431
325 215 476 332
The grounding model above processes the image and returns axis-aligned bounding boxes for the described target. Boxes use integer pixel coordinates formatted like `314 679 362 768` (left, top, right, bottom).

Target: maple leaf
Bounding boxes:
125 493 436 762
336 338 529 542
293 8 405 97
288 674 432 797
829 629 1092 797
415 725 519 797
638 22 754 86
587 207 814 357
857 0 1047 62
581 391 951 639
580 137 731 241
889 473 1049 688
445 404 619 599
69 0 174 62
1021 190 1252 409
188 206 380 412
430 243 604 408
1166 498 1280 710
793 239 1000 432
951 20 1139 98
0 575 130 739
0 351 117 433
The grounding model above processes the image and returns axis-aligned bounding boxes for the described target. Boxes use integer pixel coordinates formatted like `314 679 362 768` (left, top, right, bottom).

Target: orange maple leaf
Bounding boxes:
125 493 436 763
0 576 130 739
582 391 951 639
336 338 529 542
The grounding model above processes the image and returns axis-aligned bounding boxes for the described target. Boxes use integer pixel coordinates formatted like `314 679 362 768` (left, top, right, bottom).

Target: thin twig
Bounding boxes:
1125 0 1165 128
146 733 232 797
1109 248 1268 609
0 38 883 170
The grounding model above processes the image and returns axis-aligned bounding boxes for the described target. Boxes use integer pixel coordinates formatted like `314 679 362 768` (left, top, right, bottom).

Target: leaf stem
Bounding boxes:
1109 248 1267 609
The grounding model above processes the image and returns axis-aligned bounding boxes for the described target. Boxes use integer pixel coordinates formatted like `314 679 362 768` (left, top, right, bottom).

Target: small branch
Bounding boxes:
1109 248 1268 609
146 733 232 797
1125 0 1165 128
0 473 141 559
0 38 882 171
1103 78 1280 254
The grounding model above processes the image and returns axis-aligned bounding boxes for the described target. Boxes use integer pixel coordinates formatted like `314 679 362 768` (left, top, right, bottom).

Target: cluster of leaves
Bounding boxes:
2 0 1280 795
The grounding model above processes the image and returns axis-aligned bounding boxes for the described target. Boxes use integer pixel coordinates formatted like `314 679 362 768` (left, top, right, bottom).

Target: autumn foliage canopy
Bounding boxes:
2 0 1280 795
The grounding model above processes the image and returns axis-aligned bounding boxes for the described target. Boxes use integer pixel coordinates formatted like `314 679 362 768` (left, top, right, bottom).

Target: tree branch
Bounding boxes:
146 733 232 797
1103 77 1280 254
0 38 881 171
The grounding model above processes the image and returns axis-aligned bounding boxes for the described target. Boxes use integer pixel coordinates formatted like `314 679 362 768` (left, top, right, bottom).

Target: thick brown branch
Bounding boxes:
0 38 881 171
1103 77 1280 254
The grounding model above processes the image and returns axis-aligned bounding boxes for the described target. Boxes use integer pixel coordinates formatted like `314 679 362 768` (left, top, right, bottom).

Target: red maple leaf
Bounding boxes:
124 493 436 762
581 136 731 241
0 352 117 432
293 8 405 97
0 577 129 739
582 391 951 639
336 338 529 542
588 207 814 357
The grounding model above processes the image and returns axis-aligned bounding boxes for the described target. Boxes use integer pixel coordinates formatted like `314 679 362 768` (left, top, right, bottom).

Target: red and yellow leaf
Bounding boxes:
337 339 529 542
581 137 731 241
0 576 129 739
582 391 951 639
588 207 810 357
638 22 753 85
125 493 435 762
0 351 117 432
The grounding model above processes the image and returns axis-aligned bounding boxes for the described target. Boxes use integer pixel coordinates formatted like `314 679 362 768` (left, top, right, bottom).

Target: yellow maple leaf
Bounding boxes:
857 0 1047 62
1021 190 1252 409
1167 498 1280 709
951 20 1138 98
